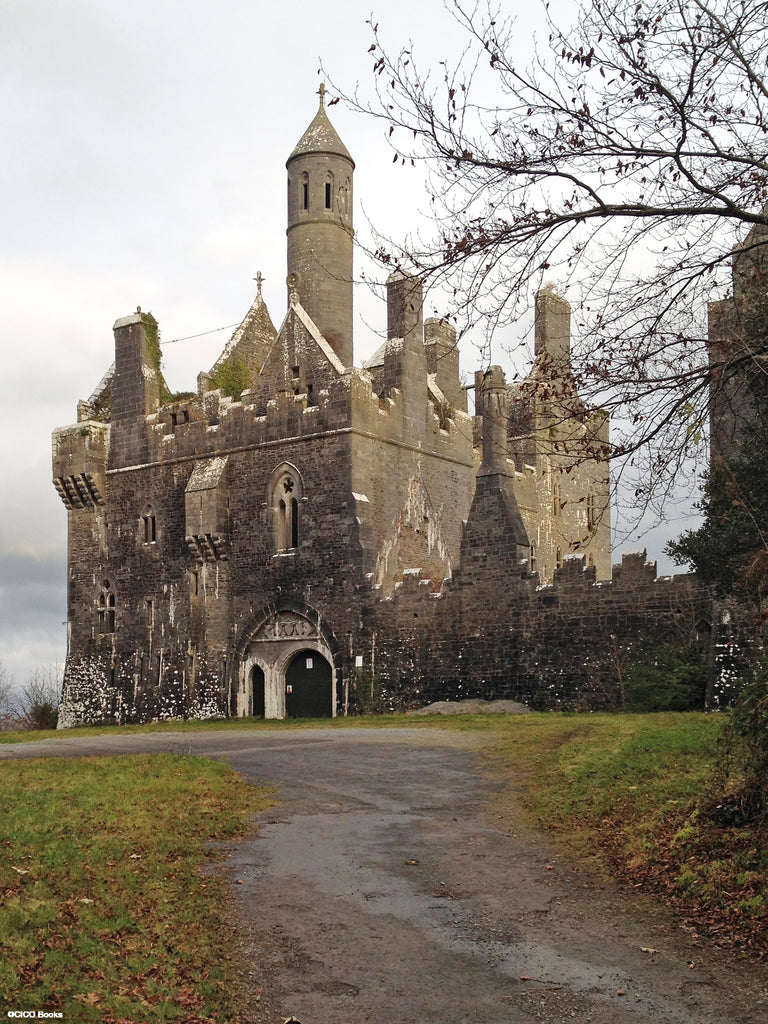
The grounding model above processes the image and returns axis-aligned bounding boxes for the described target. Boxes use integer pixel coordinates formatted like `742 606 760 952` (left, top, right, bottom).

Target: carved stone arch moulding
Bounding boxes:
233 600 342 720
233 599 340 671
254 611 319 642
266 461 304 502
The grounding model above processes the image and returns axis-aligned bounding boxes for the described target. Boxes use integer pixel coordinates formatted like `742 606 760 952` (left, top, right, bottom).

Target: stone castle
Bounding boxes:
52 92 711 726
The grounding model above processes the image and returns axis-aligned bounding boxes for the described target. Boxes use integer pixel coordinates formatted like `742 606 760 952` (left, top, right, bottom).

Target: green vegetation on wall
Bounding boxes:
140 311 173 404
668 388 768 606
717 665 768 826
211 357 249 400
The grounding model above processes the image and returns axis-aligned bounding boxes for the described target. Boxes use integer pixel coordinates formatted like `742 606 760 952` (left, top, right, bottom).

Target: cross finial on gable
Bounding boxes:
318 82 326 108
253 271 264 297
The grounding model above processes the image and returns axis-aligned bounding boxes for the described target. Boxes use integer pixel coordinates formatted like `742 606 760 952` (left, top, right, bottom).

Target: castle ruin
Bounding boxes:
52 91 711 725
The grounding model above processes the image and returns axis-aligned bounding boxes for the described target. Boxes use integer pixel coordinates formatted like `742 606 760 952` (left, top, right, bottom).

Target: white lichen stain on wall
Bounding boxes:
375 474 451 595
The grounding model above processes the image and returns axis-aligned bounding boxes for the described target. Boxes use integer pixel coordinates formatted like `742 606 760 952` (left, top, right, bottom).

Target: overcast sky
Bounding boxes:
0 0 696 686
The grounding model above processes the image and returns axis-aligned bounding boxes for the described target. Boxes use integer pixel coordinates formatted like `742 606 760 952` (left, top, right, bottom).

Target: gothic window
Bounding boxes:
696 619 712 641
98 581 115 634
142 506 156 544
325 178 332 209
269 464 303 553
302 172 309 210
530 544 536 572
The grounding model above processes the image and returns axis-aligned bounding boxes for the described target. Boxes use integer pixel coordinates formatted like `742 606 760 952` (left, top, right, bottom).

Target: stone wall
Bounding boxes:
355 551 713 712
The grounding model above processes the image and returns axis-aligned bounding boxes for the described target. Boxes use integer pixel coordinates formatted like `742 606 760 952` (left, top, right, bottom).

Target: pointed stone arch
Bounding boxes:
267 462 304 553
233 600 342 719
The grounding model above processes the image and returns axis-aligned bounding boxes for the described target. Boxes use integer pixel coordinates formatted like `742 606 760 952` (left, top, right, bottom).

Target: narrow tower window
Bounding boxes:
142 506 156 544
302 173 309 210
324 171 334 210
552 482 561 517
586 492 596 531
98 581 115 634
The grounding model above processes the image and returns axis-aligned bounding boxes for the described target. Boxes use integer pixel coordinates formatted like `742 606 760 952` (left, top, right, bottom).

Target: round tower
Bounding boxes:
286 85 355 367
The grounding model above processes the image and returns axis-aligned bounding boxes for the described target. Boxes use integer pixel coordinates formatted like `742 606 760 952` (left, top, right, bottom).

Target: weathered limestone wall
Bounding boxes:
350 367 474 594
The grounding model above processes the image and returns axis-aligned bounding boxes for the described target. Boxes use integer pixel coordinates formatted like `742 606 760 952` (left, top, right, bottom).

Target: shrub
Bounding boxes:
714 667 768 825
625 646 708 712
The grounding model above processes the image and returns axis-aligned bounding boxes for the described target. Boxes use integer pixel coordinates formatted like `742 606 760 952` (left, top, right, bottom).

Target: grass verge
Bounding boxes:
0 754 272 1022
488 712 768 957
0 714 442 744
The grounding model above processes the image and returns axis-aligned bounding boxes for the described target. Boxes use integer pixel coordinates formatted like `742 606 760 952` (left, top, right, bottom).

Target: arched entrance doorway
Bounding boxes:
284 649 333 718
236 608 339 719
250 665 265 718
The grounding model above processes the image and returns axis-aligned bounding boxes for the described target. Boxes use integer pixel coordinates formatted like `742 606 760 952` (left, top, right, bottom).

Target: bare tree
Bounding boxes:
0 661 16 729
14 665 62 731
337 0 768 523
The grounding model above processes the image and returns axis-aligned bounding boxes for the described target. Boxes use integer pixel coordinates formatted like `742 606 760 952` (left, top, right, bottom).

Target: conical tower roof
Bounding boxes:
287 85 354 166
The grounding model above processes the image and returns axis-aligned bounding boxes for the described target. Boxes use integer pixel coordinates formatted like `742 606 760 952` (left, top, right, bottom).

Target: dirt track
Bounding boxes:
2 726 767 1022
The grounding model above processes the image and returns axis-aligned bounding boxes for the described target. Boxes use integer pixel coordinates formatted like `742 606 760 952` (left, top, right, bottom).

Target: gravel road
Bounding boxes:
2 726 766 1023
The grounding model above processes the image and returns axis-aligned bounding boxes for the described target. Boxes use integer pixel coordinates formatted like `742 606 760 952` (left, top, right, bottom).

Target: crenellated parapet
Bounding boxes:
133 374 354 465
359 548 714 711
350 363 472 461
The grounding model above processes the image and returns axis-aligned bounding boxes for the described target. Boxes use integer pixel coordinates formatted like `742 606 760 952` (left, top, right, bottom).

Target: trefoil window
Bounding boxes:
270 464 304 553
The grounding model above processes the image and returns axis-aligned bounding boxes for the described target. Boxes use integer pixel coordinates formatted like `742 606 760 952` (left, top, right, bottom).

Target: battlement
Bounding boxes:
121 374 354 466
350 361 472 462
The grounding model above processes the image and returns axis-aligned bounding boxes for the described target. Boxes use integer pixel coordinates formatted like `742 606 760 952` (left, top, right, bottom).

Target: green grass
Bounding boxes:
486 712 768 956
0 755 272 1022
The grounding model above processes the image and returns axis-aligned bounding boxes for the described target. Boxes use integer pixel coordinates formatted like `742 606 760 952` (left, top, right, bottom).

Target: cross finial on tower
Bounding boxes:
253 271 264 297
318 82 326 108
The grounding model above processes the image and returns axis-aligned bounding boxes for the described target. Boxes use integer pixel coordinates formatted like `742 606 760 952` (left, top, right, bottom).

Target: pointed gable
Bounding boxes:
244 298 347 410
203 290 277 398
